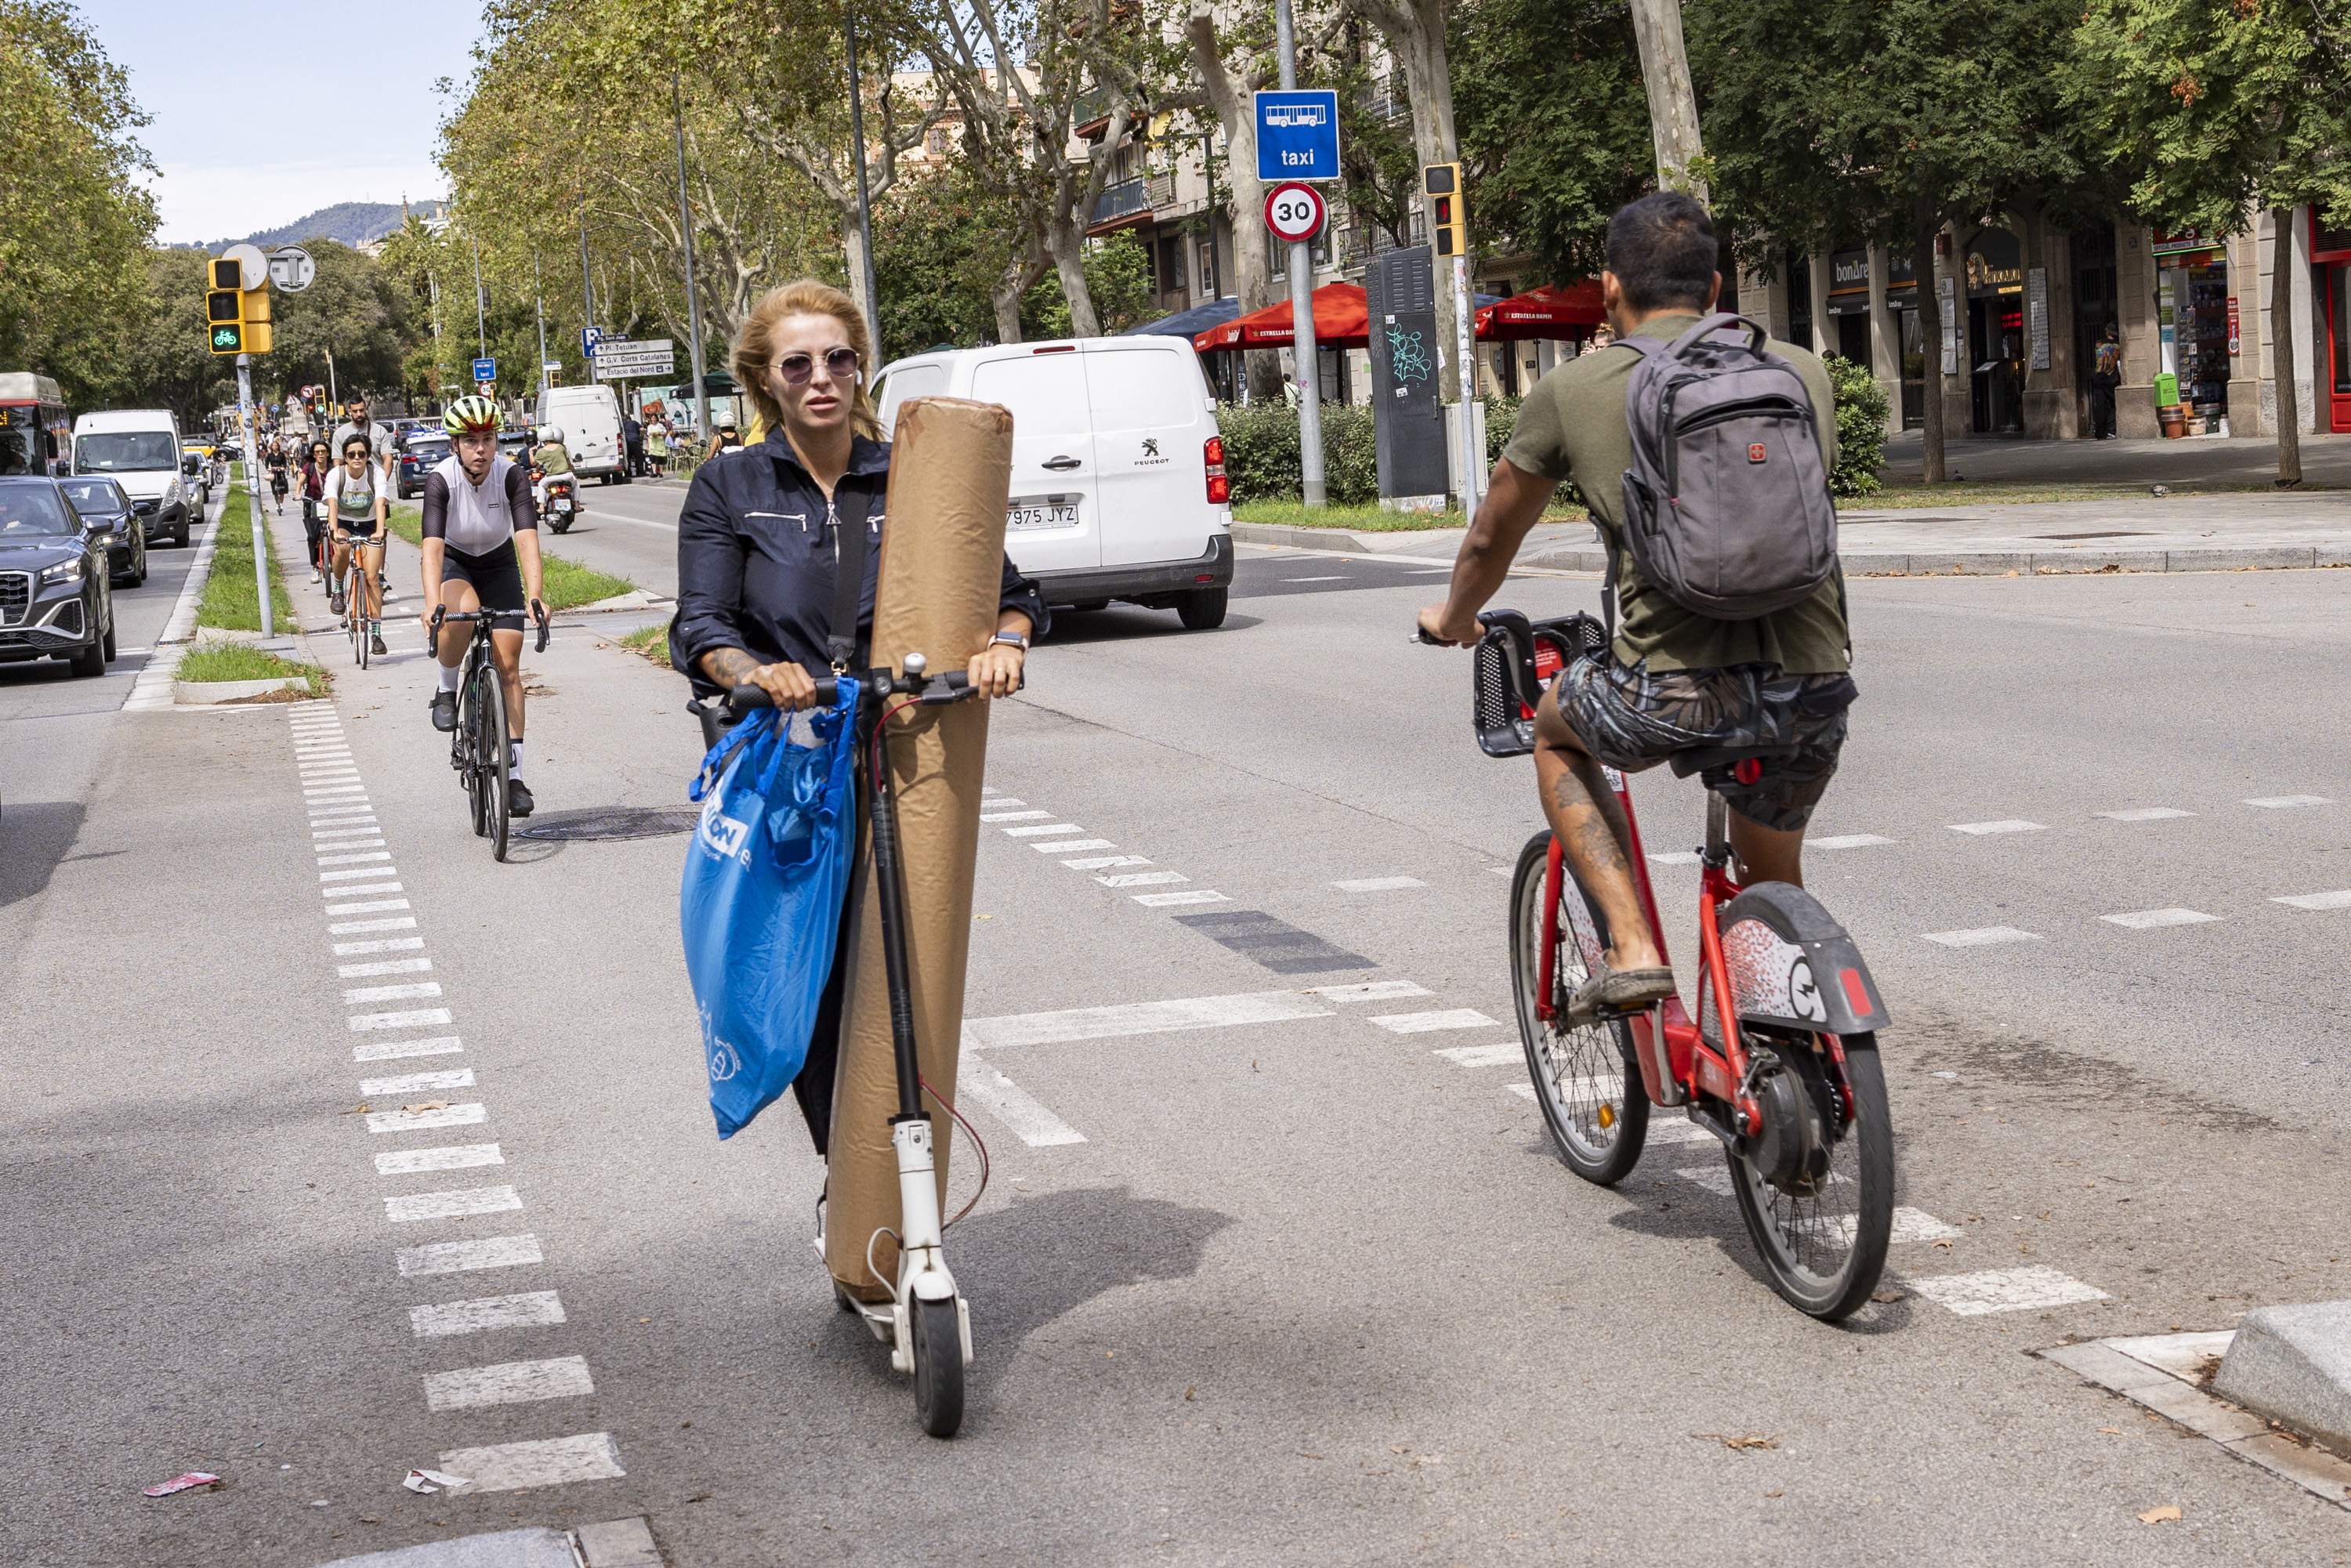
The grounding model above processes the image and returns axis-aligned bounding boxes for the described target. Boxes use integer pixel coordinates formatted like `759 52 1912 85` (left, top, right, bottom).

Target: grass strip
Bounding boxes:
179 643 328 697
1233 499 1591 532
616 620 672 666
383 502 636 611
195 483 296 632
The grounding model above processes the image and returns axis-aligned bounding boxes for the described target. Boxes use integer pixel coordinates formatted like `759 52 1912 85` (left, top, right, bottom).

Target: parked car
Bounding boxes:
59 476 147 587
73 408 191 546
0 476 116 678
397 431 451 498
497 428 534 466
871 336 1234 629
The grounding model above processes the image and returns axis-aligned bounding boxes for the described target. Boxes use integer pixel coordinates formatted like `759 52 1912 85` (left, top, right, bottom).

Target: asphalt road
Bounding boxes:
5 512 2349 1566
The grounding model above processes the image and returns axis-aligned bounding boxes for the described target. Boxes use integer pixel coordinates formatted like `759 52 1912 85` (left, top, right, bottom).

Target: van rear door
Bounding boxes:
968 347 1099 576
1081 341 1217 567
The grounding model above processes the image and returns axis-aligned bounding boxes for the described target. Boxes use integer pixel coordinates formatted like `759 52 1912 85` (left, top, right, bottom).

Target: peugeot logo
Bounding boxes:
1142 437 1160 457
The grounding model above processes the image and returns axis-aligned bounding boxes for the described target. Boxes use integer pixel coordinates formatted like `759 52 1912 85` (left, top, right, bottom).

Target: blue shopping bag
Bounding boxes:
679 682 860 1139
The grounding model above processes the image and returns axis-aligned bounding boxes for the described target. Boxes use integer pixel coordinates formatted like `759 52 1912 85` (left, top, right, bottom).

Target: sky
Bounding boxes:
94 0 484 243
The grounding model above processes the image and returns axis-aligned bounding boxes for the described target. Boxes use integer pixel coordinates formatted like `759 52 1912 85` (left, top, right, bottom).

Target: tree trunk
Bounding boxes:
839 206 875 344
1383 9 1467 400
2270 205 2303 487
1186 5 1283 402
1913 212 1947 485
991 276 1026 345
1046 217 1101 339
1627 0 1708 202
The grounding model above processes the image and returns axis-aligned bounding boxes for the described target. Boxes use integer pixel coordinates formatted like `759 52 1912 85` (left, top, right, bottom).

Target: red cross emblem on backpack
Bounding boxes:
1747 442 1768 463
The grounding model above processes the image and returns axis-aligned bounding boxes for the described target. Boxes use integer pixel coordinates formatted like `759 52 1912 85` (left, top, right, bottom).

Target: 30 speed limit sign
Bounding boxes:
1262 181 1328 244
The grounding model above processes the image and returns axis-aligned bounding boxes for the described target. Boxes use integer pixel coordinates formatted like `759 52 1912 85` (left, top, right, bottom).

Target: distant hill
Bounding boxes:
214 200 446 252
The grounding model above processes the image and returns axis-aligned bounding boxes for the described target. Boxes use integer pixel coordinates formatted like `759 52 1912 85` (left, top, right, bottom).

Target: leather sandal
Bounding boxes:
1564 958 1675 1027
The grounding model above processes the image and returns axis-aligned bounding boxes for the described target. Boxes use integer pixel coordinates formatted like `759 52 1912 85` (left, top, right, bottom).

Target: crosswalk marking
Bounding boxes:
1434 1041 1522 1067
437 1433 622 1494
2274 889 2351 911
1922 925 2041 948
1368 1009 1497 1034
965 983 1422 1050
410 1291 567 1339
1332 876 1425 892
2096 807 2194 822
1904 1265 2110 1316
2244 795 2332 809
2099 907 2219 929
1809 834 1896 850
1948 820 2047 836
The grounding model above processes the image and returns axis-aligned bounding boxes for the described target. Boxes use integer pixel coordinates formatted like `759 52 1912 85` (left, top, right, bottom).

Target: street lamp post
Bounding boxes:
673 72 712 440
842 3 882 355
534 249 550 395
469 232 487 358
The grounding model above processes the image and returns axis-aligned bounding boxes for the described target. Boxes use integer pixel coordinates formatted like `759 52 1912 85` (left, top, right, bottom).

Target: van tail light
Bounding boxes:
1204 435 1229 505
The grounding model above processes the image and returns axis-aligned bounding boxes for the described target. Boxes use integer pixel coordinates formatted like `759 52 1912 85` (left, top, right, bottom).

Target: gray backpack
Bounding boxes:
1615 313 1838 621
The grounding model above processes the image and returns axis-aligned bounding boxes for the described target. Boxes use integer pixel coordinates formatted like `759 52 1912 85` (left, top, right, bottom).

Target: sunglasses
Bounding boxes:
773 348 860 386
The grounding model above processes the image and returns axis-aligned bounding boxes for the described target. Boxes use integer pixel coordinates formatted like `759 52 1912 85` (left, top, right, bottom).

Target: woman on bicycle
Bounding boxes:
298 439 332 584
671 277 1042 1151
324 429 390 655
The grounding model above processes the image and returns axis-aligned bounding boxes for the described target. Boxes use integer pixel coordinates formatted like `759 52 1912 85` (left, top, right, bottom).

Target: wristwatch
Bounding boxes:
989 631 1030 653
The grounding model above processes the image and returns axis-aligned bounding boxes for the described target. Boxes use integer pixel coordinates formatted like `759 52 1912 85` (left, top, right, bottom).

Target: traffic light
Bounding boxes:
205 256 274 355
1424 163 1466 259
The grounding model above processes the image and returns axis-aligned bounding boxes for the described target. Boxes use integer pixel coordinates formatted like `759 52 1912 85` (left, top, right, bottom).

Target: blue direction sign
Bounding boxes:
470 357 496 382
581 326 603 357
1254 89 1341 182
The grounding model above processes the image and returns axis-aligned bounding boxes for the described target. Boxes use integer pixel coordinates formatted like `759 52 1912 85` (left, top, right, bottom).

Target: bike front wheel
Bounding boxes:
1509 830 1649 1185
478 663 510 861
1725 1031 1894 1321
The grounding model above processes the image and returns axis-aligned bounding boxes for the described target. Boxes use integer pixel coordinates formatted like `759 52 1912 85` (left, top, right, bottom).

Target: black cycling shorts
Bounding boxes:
1552 654 1858 833
440 539 527 628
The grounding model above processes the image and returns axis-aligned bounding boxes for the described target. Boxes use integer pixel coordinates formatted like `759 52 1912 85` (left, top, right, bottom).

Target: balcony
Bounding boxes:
1074 87 1114 139
1089 176 1153 234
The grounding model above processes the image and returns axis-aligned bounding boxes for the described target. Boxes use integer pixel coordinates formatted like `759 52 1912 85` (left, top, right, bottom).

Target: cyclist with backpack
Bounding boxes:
1417 192 1855 1022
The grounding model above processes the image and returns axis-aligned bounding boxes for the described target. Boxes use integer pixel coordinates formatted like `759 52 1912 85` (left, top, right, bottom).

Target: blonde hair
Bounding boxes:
731 279 882 442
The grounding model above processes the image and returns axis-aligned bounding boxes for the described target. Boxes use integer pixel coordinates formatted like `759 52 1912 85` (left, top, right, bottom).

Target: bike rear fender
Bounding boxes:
1715 882 1892 1036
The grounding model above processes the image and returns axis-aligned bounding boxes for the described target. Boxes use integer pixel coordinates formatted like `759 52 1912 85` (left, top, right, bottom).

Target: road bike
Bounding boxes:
433 603 549 862
1439 609 1896 1320
690 651 991 1437
341 543 382 669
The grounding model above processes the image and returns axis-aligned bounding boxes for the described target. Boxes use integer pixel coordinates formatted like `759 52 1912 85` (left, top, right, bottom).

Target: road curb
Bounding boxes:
1233 521 2351 578
2213 1301 2351 1461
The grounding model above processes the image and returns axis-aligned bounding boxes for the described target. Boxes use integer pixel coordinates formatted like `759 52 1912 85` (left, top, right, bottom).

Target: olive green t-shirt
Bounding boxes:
1501 313 1851 675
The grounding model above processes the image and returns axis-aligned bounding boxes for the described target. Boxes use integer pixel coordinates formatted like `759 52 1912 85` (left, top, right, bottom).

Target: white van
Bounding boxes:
872 336 1233 629
73 409 193 546
533 384 626 483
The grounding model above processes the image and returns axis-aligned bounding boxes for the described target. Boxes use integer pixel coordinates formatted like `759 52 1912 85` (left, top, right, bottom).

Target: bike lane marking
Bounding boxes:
1921 925 2041 947
1947 819 2049 835
2274 889 2351 911
2099 907 2220 929
281 701 624 1497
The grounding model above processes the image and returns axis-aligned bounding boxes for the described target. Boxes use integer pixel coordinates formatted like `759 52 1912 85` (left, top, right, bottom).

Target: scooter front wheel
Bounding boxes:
911 1296 964 1438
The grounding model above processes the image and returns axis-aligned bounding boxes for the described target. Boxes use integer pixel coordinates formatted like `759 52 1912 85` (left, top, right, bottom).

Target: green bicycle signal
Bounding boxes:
211 324 243 353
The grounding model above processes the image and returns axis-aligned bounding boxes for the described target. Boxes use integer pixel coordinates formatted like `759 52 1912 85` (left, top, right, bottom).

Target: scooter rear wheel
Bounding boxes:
911 1296 964 1439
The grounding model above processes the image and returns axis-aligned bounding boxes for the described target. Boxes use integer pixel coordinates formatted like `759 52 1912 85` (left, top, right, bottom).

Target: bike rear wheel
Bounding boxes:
1509 830 1649 1185
1725 1030 1893 1321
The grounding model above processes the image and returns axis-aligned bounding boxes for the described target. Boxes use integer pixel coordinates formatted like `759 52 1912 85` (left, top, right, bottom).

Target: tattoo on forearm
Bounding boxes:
701 646 759 684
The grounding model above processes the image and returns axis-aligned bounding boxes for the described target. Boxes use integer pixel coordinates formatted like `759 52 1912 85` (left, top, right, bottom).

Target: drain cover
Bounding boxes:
2029 531 2154 541
513 806 701 842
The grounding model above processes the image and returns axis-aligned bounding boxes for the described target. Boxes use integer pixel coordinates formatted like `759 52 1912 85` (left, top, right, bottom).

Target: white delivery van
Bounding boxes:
73 409 192 546
533 384 626 483
872 335 1233 629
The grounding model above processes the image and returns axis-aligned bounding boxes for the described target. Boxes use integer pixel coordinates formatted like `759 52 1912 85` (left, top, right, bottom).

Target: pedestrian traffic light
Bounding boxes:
1424 163 1466 259
205 255 274 355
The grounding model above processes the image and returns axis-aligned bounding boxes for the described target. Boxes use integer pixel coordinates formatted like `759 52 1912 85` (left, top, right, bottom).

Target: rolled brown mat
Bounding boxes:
826 396 1014 1302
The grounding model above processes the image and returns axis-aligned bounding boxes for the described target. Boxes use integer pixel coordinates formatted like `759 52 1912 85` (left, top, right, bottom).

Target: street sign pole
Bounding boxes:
534 250 550 396
469 232 487 358
235 355 273 639
842 5 883 359
674 72 712 440
1273 0 1325 508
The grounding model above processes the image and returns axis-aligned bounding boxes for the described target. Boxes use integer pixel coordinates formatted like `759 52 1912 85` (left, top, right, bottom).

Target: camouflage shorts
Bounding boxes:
1553 656 1858 833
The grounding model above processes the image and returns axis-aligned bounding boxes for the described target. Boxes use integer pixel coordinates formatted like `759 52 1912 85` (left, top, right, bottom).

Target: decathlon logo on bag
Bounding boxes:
697 787 752 864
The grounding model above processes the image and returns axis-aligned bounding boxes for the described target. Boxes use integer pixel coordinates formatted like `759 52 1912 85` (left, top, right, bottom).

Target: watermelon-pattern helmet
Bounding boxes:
442 396 503 436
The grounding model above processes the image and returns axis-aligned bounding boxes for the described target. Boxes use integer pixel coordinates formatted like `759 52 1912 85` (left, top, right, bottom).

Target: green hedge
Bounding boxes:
1820 353 1889 499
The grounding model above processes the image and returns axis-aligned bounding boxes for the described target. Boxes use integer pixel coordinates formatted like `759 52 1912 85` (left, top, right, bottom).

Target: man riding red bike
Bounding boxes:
1417 192 1855 1021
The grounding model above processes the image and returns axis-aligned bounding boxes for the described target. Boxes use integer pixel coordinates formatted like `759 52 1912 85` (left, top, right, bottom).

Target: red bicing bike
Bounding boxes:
1448 609 1896 1320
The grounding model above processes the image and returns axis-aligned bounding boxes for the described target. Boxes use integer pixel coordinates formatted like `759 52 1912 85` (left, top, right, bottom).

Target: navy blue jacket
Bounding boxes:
669 429 1044 693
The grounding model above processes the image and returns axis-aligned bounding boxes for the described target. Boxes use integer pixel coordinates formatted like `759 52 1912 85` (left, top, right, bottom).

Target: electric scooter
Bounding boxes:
691 649 985 1437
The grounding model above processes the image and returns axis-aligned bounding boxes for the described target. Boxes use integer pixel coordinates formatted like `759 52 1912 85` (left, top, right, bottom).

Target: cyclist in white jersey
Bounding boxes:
420 397 549 816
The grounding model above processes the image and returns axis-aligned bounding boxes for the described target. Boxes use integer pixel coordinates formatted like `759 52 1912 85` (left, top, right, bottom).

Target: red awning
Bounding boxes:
1475 281 1607 341
1194 282 1371 353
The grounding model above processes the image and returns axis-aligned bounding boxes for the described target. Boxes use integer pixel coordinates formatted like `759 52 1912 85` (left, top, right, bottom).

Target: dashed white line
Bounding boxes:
328 899 412 917
353 1034 464 1062
2100 907 2219 929
1133 889 1226 907
368 1103 487 1134
423 1355 592 1411
323 879 404 896
2096 807 2195 822
967 987 1365 1048
1904 1265 2110 1316
1063 854 1150 870
1434 1041 1522 1067
956 1065 1088 1146
1098 871 1187 887
336 937 425 956
411 1291 566 1339
1332 876 1426 892
396 1232 542 1277
313 837 387 850
331 915 417 935
1922 926 2041 948
1284 575 1348 582
386 1186 524 1224
1650 851 1701 867
1948 820 2047 836
321 864 397 882
1305 982 1433 1001
1369 1009 1499 1034
2274 889 2351 911
1809 834 1896 850
1031 838 1114 853
377 1144 503 1175
344 982 443 1004
980 809 1049 822
2245 795 2331 809
436 1432 623 1494
360 1067 476 1097
318 850 394 867
1002 823 1081 838
339 958 433 978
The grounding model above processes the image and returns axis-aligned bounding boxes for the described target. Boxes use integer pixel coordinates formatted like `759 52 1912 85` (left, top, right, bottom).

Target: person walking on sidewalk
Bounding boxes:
644 413 670 479
2090 325 2122 440
298 438 331 583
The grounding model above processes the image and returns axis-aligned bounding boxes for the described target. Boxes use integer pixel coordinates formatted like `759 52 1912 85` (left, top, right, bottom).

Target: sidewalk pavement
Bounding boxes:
1878 429 2351 486
1234 489 2351 574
